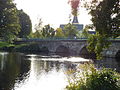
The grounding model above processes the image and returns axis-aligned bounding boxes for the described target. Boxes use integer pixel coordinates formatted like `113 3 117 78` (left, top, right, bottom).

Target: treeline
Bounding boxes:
0 0 87 43
31 23 79 39
0 0 32 43
31 19 88 39
0 0 88 53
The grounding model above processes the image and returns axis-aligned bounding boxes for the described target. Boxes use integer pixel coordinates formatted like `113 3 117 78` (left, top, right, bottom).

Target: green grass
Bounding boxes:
0 41 14 48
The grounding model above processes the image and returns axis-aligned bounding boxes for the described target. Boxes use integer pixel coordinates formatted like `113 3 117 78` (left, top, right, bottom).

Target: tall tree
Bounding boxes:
33 18 43 38
55 28 65 38
42 24 55 38
18 10 32 38
0 0 20 42
32 30 42 38
34 18 43 32
84 0 120 59
63 23 78 38
32 24 55 38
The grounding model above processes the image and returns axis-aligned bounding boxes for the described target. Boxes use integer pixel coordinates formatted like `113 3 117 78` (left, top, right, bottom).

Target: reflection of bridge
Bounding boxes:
17 38 120 58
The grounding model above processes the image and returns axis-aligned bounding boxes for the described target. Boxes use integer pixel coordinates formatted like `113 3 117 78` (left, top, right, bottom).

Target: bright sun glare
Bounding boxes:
14 0 92 30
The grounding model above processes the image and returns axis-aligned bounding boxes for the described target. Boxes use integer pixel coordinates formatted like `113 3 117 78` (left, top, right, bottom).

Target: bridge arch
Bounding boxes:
55 45 70 56
40 46 49 53
79 46 96 59
115 50 120 61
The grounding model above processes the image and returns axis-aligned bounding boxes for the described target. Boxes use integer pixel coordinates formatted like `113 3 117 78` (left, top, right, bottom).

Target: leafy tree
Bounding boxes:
33 18 43 38
34 18 43 32
32 30 42 38
84 0 120 59
76 25 91 38
18 10 32 38
32 23 55 38
63 23 78 38
55 28 65 38
0 0 20 43
42 24 55 38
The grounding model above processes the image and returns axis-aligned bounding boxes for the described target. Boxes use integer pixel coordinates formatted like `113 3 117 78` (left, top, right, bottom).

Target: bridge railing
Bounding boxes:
16 37 88 42
15 37 120 42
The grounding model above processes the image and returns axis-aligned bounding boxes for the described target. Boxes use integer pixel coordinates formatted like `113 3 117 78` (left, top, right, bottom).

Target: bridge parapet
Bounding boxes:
15 38 120 58
102 41 120 58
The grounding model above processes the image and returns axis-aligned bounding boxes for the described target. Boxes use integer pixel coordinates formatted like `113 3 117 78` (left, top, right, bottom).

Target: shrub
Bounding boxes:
66 63 120 90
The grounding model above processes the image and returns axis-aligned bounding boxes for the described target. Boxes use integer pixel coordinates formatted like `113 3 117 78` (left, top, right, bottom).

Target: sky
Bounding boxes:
14 0 92 31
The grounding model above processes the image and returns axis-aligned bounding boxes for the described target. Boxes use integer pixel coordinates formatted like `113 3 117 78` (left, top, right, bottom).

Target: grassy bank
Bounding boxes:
0 41 15 51
0 41 49 54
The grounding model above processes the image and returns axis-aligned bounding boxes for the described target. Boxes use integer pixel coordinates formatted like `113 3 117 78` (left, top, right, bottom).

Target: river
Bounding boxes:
0 52 119 90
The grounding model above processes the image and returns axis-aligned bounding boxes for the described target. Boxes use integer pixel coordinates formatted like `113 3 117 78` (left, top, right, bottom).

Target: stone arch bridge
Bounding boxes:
16 39 120 58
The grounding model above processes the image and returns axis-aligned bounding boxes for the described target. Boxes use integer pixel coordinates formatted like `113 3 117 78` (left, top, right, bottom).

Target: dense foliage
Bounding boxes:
0 0 20 42
84 0 120 59
32 20 81 39
42 24 55 38
33 24 55 38
18 10 32 38
55 28 65 38
66 63 120 90
63 23 78 38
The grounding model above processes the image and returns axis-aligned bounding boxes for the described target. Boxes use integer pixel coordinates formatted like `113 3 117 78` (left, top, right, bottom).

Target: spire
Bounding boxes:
72 16 79 24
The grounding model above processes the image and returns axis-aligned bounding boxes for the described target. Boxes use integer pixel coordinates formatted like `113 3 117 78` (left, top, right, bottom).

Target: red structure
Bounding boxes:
68 0 80 16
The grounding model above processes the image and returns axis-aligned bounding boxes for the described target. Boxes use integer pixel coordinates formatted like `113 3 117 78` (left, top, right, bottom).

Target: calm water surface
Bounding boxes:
0 52 119 90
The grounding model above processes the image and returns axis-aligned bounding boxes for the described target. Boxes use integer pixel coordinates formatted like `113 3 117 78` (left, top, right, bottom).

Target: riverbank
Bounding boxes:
0 41 49 54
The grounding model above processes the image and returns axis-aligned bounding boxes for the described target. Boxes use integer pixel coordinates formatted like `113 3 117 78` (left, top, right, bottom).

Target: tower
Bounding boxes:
60 16 83 31
72 16 83 30
72 16 79 24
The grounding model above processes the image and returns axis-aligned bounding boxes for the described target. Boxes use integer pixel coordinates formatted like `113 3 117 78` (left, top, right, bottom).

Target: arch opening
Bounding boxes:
55 45 70 56
79 47 96 59
40 46 49 53
115 50 120 61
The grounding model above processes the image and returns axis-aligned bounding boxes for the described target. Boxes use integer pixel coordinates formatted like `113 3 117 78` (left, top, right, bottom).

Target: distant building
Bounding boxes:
60 16 83 31
60 16 96 35
88 31 96 34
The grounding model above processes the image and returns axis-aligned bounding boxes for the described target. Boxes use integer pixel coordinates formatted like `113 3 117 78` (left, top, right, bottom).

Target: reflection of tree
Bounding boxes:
63 62 77 72
32 58 78 80
32 60 62 78
94 58 120 72
0 52 30 90
0 53 7 71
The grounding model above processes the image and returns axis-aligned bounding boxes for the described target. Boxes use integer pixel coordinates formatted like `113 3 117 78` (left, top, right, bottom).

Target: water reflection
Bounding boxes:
0 52 120 90
14 55 85 90
94 58 120 72
0 52 8 71
0 52 30 90
15 61 67 90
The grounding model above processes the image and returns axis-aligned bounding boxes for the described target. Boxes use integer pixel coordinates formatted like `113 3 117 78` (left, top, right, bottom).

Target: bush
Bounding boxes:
66 63 120 90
